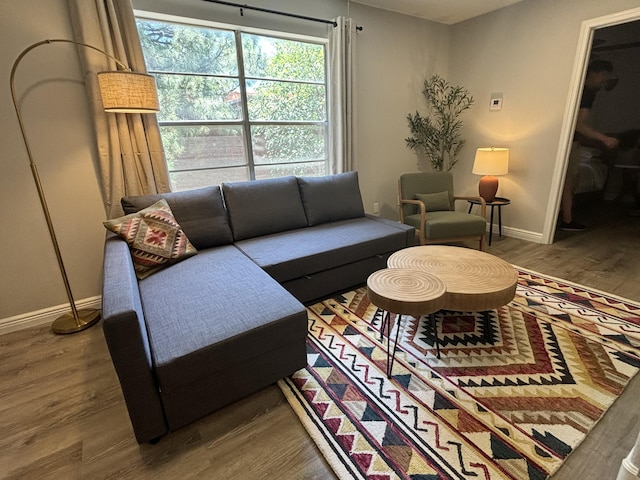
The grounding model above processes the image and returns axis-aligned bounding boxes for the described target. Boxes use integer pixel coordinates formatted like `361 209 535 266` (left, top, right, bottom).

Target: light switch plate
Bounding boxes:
490 92 503 111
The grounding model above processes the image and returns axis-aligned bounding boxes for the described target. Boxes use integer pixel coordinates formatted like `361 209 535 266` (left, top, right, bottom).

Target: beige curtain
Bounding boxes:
329 17 357 174
68 0 170 218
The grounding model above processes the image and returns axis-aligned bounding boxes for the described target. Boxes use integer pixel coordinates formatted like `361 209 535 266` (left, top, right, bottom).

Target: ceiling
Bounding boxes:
352 0 525 25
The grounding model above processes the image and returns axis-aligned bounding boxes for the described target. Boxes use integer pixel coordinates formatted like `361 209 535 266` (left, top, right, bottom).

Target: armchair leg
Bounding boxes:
479 236 485 251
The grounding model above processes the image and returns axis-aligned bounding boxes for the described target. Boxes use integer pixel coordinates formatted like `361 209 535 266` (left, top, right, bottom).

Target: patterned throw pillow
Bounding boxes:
104 199 197 279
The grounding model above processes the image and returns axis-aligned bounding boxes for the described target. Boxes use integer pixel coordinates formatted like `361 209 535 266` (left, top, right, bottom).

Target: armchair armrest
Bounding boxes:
102 233 167 443
454 196 486 217
399 197 426 220
398 198 427 244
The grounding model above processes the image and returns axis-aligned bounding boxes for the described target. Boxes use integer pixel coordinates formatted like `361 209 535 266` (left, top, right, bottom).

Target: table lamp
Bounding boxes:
472 147 509 202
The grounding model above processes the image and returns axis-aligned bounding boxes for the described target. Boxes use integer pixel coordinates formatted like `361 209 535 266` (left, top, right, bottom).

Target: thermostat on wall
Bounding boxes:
490 92 503 111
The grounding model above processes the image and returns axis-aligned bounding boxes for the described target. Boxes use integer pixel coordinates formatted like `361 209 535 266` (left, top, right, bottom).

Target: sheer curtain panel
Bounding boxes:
329 17 357 174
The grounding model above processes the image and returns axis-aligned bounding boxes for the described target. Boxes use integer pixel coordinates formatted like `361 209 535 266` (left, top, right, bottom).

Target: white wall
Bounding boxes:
349 4 450 218
448 0 640 241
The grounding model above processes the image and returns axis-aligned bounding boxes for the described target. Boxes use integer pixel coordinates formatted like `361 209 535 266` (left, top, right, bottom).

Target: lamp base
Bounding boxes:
52 309 101 335
478 176 499 202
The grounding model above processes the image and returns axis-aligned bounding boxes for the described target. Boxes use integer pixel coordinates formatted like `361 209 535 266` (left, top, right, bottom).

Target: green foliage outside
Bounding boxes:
136 19 327 182
406 74 474 172
249 38 326 171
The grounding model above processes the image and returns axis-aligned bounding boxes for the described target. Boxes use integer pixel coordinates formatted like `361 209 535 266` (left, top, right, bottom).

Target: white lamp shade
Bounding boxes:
97 71 159 113
472 147 509 176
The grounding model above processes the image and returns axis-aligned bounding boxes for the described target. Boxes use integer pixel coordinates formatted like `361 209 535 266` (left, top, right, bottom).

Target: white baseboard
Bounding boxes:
489 224 546 244
0 296 102 336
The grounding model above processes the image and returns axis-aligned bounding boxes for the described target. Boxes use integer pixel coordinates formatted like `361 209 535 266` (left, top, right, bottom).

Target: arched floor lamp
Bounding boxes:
10 39 159 334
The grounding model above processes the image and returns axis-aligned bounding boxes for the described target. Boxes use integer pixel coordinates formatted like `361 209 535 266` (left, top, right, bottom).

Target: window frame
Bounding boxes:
135 10 330 189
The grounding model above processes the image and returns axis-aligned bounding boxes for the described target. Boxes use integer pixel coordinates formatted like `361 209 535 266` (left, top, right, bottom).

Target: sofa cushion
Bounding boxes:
104 199 197 280
222 176 307 241
234 216 412 283
298 171 365 226
121 186 233 250
138 245 307 392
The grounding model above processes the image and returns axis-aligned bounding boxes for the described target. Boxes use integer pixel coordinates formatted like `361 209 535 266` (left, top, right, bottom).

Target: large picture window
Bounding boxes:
136 15 329 191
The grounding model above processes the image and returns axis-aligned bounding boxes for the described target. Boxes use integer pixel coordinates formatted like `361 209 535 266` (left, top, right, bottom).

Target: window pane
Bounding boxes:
252 125 326 164
155 74 242 122
137 19 237 75
255 162 326 179
138 14 330 187
160 125 246 171
248 81 326 121
242 34 324 82
171 167 249 191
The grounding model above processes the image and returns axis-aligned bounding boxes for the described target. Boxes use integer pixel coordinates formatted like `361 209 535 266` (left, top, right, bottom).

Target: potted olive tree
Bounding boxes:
406 74 474 171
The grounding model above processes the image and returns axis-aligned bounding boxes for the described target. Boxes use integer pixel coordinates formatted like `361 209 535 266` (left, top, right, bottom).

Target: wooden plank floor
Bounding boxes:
1 198 638 479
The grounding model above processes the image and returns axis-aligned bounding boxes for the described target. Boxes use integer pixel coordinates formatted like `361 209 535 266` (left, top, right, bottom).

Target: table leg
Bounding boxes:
482 310 492 344
489 205 495 246
498 205 503 238
387 314 402 378
430 312 441 359
380 310 390 342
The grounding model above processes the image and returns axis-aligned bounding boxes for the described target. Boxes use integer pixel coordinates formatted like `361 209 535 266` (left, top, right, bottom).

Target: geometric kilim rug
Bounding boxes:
278 267 640 479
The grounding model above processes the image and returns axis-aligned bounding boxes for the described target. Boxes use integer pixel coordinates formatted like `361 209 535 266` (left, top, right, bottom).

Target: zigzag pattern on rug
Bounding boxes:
279 267 640 480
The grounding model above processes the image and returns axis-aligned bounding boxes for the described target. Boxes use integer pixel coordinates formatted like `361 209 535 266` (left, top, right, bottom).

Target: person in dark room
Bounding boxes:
559 59 620 231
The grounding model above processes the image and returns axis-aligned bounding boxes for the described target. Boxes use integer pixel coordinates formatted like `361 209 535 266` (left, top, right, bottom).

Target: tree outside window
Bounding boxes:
136 17 328 191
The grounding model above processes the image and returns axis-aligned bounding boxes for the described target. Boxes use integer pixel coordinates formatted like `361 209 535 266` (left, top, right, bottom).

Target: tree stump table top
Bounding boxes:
387 245 517 312
366 268 446 318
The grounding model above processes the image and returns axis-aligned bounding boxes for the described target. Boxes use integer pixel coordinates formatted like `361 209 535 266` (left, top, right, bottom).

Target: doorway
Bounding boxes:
544 7 640 244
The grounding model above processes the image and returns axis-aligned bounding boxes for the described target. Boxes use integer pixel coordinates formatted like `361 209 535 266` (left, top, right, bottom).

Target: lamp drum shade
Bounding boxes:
472 147 509 176
98 71 159 113
473 147 509 202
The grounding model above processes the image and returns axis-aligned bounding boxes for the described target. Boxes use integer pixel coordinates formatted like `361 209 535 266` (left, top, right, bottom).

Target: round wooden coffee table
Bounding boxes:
388 246 518 357
367 268 446 377
388 246 517 312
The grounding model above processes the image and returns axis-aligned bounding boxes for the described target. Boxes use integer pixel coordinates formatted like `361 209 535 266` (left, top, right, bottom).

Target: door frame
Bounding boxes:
543 6 640 244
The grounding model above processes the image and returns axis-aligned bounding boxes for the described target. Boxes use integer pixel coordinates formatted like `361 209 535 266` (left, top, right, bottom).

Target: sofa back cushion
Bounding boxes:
222 176 307 240
298 171 365 226
121 186 233 250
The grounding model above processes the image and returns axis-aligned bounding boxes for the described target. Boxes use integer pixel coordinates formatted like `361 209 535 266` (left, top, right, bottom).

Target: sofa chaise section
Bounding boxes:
102 185 307 443
137 245 307 433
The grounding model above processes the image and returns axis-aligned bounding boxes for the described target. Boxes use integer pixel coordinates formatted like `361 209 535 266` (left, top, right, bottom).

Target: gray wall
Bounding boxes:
448 0 640 241
1 0 639 327
348 3 450 219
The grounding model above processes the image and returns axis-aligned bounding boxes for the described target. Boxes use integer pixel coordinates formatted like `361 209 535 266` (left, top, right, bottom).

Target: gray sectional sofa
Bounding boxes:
102 172 414 443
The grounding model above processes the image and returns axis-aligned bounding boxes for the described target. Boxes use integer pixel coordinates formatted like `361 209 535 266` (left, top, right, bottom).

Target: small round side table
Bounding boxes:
367 268 446 377
467 197 510 246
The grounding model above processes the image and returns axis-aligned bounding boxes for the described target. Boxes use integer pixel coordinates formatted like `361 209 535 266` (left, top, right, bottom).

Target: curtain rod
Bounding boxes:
201 0 363 30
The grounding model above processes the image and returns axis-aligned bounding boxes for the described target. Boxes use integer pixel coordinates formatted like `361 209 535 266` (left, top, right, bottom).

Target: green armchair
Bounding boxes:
398 172 487 250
